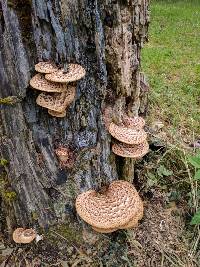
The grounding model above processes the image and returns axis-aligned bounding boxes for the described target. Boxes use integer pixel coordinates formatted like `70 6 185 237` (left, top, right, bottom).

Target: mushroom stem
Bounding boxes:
122 158 135 183
112 97 125 124
63 62 69 73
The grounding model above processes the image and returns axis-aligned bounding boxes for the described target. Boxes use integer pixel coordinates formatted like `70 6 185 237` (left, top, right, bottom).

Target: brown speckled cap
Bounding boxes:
35 61 58 74
122 115 145 129
12 228 25 243
48 109 66 118
109 122 147 145
45 64 86 83
36 85 76 113
30 73 68 93
112 140 149 158
13 228 36 244
75 180 143 231
92 195 143 233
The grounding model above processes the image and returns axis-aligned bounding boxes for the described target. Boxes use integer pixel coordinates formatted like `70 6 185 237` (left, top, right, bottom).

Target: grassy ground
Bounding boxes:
138 1 200 266
142 0 200 142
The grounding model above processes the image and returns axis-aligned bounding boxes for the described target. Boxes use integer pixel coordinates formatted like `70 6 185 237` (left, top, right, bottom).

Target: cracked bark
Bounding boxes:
0 0 150 233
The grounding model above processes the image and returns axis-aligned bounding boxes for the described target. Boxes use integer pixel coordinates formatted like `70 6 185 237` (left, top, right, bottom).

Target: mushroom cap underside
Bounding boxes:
48 109 66 117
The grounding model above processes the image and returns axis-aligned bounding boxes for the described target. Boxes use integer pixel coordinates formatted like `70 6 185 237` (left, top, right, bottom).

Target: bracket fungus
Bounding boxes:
30 73 68 93
45 64 86 83
109 122 147 145
35 61 58 74
103 106 149 159
13 228 36 244
30 61 86 117
75 180 143 233
112 140 149 158
122 115 145 130
36 86 76 113
48 109 66 118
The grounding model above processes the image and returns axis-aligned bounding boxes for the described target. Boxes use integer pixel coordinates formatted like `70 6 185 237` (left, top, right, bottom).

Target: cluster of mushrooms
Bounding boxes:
104 107 149 158
75 109 149 233
12 62 149 243
29 62 86 117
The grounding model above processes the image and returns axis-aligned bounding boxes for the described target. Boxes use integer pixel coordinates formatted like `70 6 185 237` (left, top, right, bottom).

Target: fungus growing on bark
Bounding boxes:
35 61 58 74
108 122 147 145
30 73 68 93
75 180 143 233
55 146 75 168
122 115 145 129
36 86 76 113
45 64 86 83
112 140 149 158
48 109 66 118
13 228 36 244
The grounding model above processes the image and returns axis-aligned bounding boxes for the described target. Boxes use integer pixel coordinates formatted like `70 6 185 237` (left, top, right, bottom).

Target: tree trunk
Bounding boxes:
0 0 149 236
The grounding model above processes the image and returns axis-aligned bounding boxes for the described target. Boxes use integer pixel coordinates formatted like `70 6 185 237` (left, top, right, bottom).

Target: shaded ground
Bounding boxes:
1 0 200 266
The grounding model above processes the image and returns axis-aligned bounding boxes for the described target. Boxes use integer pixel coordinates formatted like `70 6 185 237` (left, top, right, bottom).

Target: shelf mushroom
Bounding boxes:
36 86 76 113
122 115 145 130
35 61 58 74
75 180 143 233
112 140 149 158
48 109 66 118
30 61 86 118
30 73 68 93
13 228 36 244
45 64 86 83
108 122 147 145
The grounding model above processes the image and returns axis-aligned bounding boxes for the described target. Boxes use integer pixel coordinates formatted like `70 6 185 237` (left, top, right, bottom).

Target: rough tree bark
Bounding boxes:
0 0 149 236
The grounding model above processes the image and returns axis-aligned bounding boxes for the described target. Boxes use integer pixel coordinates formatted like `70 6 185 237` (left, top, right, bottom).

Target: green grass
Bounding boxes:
142 0 200 140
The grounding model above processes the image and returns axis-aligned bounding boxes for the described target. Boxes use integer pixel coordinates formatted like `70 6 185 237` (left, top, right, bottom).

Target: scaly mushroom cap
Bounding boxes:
48 109 66 118
13 228 25 243
35 61 58 74
76 180 143 230
36 85 76 113
92 196 143 233
45 64 86 83
30 73 68 93
20 229 36 244
112 141 149 158
109 122 147 145
13 228 36 244
122 115 145 129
